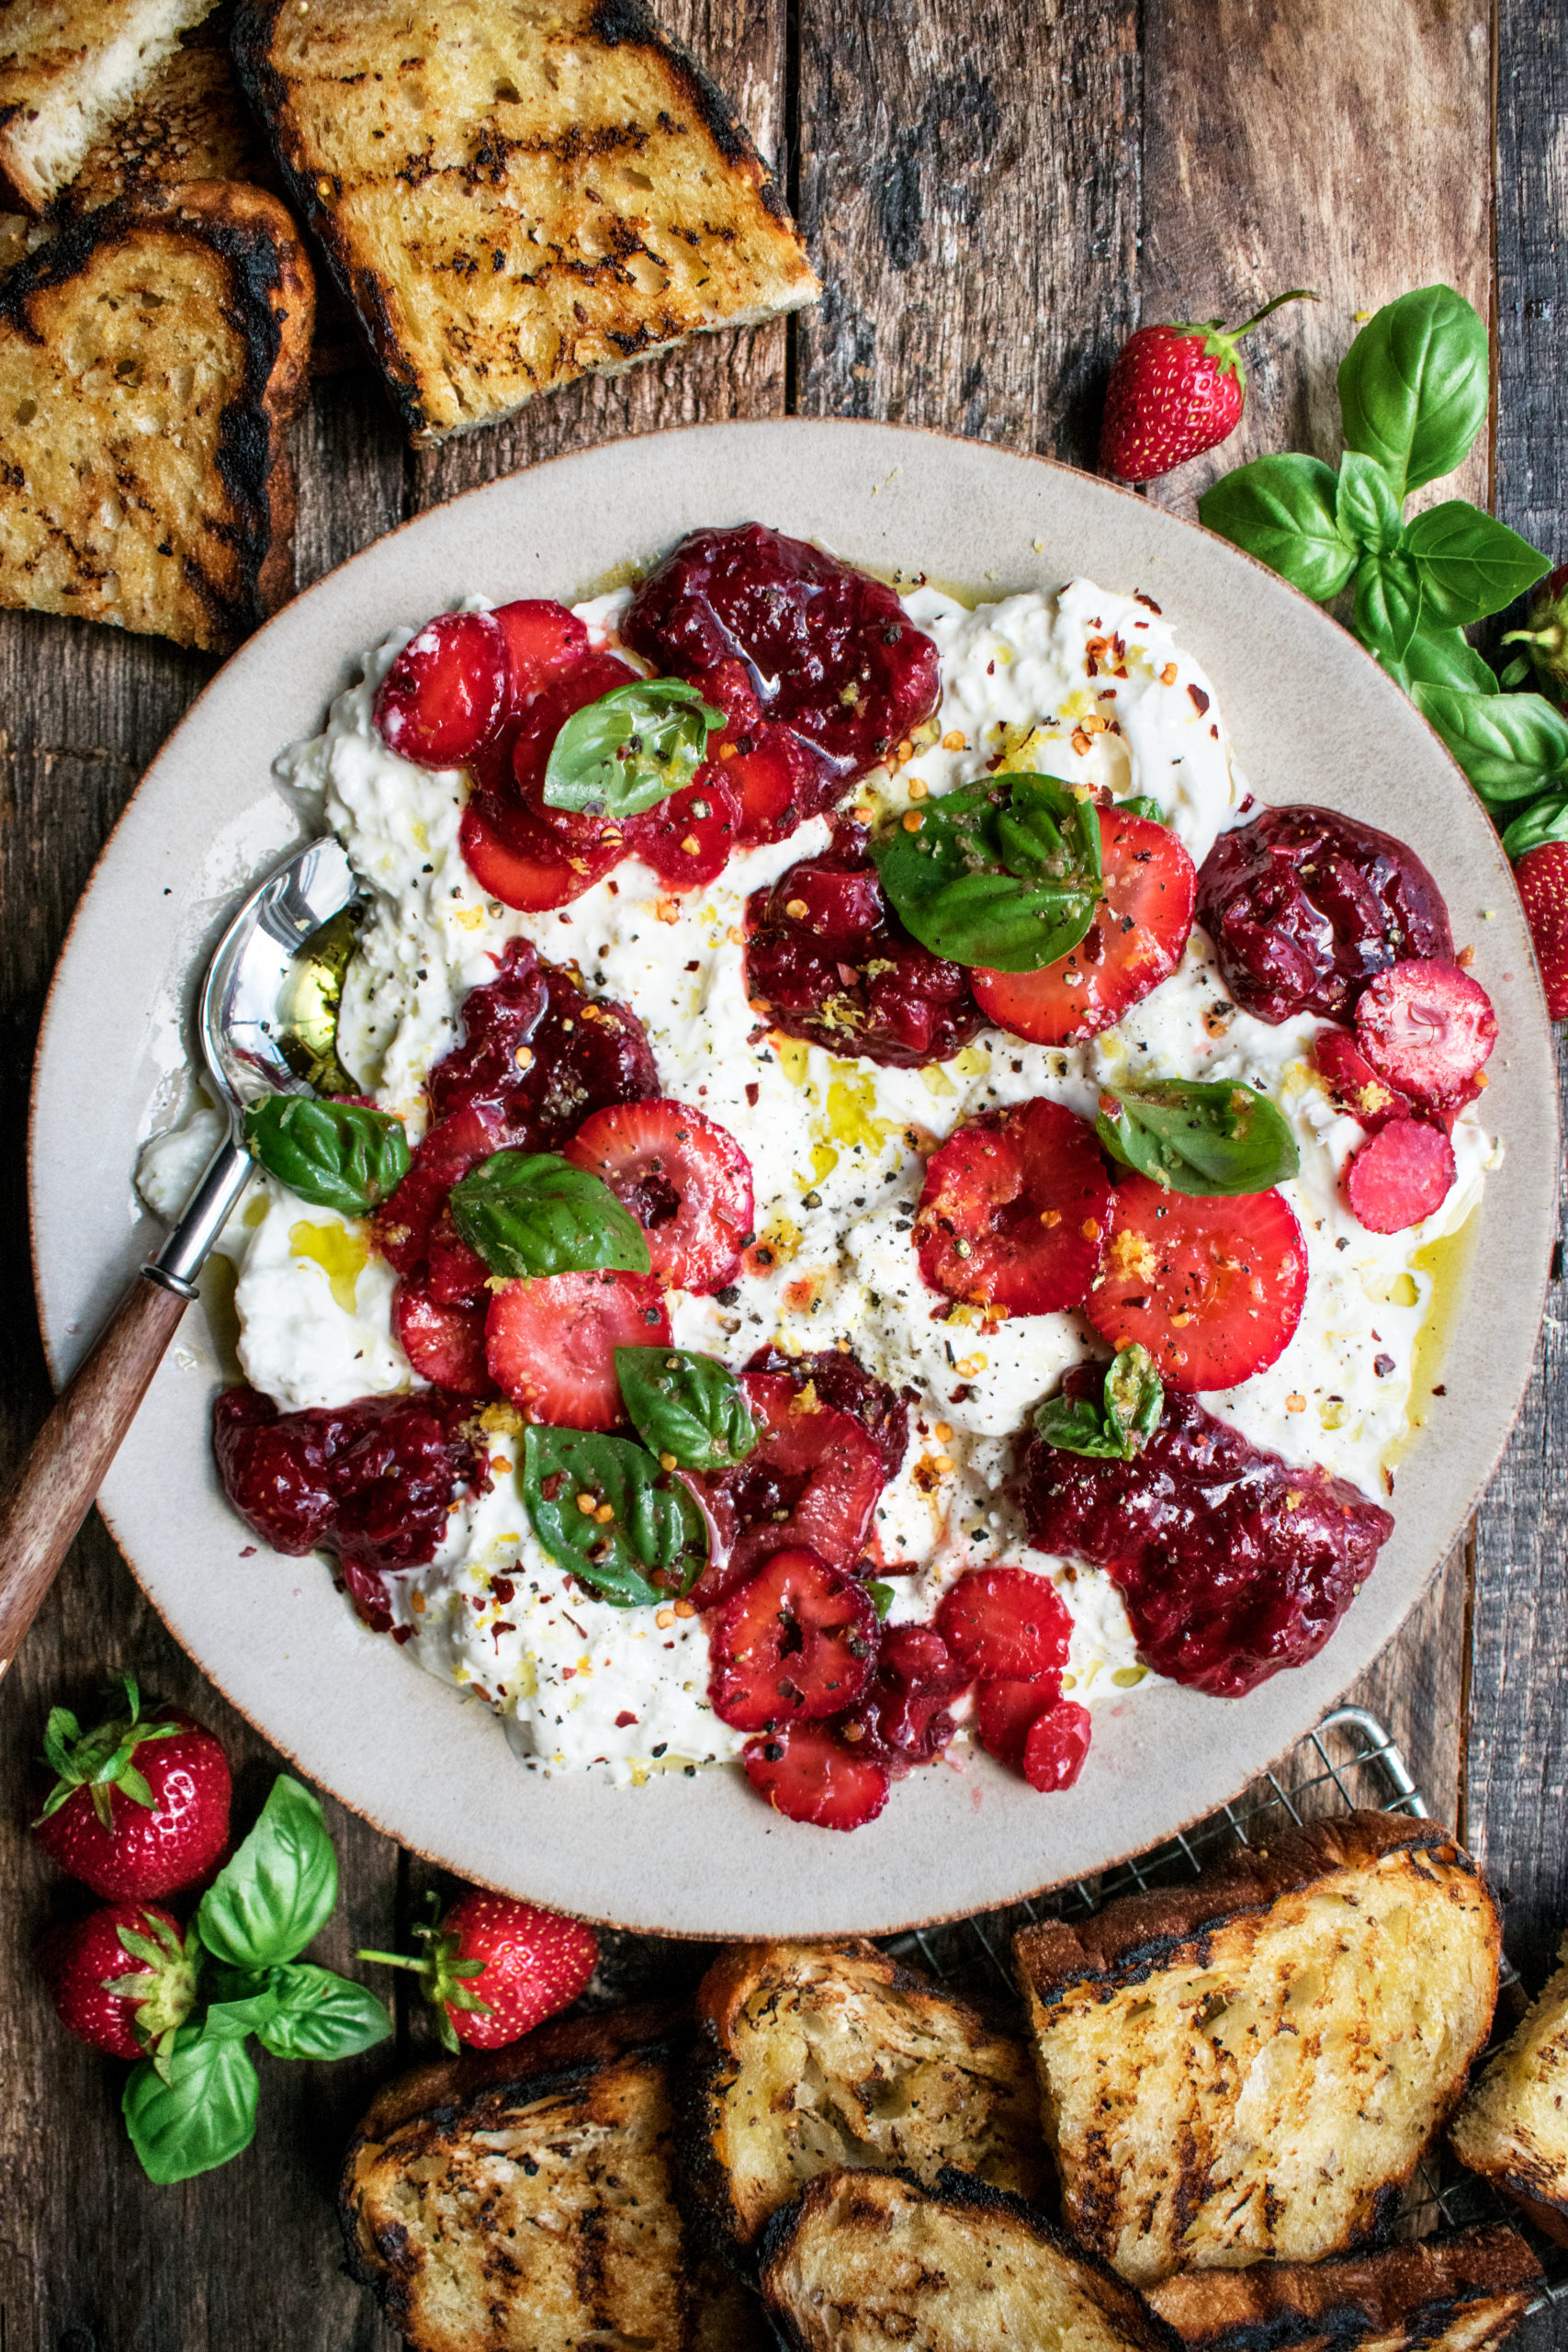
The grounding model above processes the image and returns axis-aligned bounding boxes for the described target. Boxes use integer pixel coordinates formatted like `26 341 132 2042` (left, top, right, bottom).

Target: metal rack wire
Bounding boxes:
883 1704 1568 2321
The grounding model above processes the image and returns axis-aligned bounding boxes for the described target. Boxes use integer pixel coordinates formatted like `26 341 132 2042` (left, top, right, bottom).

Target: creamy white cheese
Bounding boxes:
144 573 1496 1784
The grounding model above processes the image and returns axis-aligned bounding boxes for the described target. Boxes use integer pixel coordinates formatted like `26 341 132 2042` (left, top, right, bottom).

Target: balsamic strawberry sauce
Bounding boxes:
212 523 1491 1829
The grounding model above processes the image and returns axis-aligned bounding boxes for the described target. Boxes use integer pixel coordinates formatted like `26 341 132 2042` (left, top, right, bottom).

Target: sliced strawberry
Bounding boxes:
742 1722 890 1830
915 1099 1111 1314
974 1676 1061 1769
491 598 591 706
563 1099 753 1293
374 1105 503 1275
1022 1700 1093 1792
623 769 741 889
1314 1026 1415 1131
708 1547 879 1731
375 611 511 767
427 1204 490 1305
973 810 1196 1046
721 726 818 845
459 794 620 911
1516 841 1568 1021
690 1373 885 1608
513 652 643 848
843 1624 970 1768
1086 1174 1307 1392
394 1274 495 1396
1345 1119 1456 1235
485 1270 671 1428
744 1346 909 1479
1354 957 1497 1114
935 1566 1073 1683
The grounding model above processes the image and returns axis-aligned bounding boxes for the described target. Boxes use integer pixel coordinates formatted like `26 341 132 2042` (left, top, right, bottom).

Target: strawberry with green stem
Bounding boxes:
32 1673 231 1898
360 1888 599 2051
1100 289 1318 485
38 1902 198 2064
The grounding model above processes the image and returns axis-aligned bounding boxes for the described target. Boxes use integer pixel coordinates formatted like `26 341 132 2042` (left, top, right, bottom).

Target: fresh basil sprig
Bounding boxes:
1336 285 1490 500
872 773 1103 972
615 1347 758 1472
119 1774 390 2185
1097 1078 1299 1196
1409 684 1568 803
449 1150 650 1279
243 1096 409 1218
542 678 726 820
1502 794 1568 860
1036 1345 1164 1460
522 1426 707 1607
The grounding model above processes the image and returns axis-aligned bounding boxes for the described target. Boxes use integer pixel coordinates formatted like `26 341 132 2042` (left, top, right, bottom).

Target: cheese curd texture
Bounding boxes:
149 577 1496 1785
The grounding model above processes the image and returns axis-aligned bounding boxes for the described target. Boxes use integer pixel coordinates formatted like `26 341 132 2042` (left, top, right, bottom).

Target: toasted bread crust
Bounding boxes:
0 176 310 645
1145 2226 1543 2352
1450 1934 1568 2248
0 0 218 211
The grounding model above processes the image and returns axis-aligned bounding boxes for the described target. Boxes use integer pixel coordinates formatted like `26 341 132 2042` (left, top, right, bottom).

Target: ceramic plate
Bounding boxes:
28 422 1558 1936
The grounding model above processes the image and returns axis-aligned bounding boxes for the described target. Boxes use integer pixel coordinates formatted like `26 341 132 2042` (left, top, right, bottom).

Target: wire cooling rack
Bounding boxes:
882 1704 1568 2320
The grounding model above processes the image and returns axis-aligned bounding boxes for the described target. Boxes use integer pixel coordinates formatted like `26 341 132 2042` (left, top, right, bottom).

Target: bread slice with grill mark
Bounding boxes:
53 12 279 220
0 177 311 648
682 1937 1047 2263
1451 1931 1568 2247
342 2003 773 2352
230 0 820 444
760 2165 1184 2352
1014 1813 1501 2288
1146 2227 1543 2352
0 0 220 211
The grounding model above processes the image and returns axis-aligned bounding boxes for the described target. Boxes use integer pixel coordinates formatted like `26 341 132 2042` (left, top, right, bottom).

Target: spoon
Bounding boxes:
0 836 362 1682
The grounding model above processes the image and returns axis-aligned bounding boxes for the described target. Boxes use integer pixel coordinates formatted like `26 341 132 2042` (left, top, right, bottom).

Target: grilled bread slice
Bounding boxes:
1015 1813 1501 2287
342 2003 772 2352
0 177 311 647
54 13 277 219
760 2166 1182 2352
230 0 820 443
682 1937 1046 2260
0 0 219 211
1451 1930 1568 2246
1146 2227 1543 2352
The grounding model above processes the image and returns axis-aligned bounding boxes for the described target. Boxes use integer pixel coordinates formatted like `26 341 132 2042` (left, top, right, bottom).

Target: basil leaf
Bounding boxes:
1503 794 1568 860
615 1347 758 1472
197 1775 338 1971
1036 1345 1164 1460
1336 451 1404 553
1097 1079 1300 1196
872 774 1102 973
1353 551 1423 662
1121 796 1166 824
1337 285 1490 498
254 1964 392 2062
123 2024 260 2184
197 1988 280 2039
1197 456 1357 601
1411 682 1568 801
449 1149 650 1279
1403 502 1548 628
243 1096 409 1218
866 1580 895 1621
542 679 725 820
522 1426 707 1607
1375 625 1499 698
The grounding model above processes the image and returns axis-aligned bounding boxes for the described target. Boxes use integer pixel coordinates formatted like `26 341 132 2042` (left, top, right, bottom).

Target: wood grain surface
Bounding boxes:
0 0 1562 2345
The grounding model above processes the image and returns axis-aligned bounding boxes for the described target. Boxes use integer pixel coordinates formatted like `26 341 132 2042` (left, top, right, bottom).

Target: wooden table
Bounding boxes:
0 3 1563 2342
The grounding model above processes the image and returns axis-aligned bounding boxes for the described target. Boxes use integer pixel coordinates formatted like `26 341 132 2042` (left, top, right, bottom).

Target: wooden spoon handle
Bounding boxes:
0 1274 190 1680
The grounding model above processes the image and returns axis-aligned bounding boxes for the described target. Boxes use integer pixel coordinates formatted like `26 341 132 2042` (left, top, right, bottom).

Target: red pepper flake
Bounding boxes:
1188 683 1211 715
391 1624 416 1645
239 1545 256 1559
745 1081 760 1106
615 1709 639 1727
492 1575 515 1602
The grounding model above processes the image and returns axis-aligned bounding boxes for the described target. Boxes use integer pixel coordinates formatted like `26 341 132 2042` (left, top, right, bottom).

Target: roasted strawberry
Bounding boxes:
486 1269 671 1428
393 1274 494 1396
427 942 658 1148
974 1677 1060 1770
1086 1174 1307 1392
1022 1702 1093 1792
490 598 591 706
512 652 643 848
842 1624 970 1769
915 1100 1111 1314
1314 1027 1415 1131
1354 957 1497 1114
564 1100 753 1294
375 610 512 766
689 1373 885 1607
425 1204 491 1306
708 1548 879 1731
744 1346 910 1480
33 1676 231 1899
934 1567 1073 1685
360 1888 598 2052
623 771 741 889
37 1901 194 2060
458 788 620 912
1345 1120 1457 1234
376 1107 506 1276
741 1723 891 1831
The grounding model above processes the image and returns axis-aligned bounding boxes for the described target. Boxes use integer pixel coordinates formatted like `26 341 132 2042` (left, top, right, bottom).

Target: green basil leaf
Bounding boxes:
254 1964 392 2062
1120 796 1166 824
123 2024 260 2184
1411 682 1568 801
523 1426 707 1607
243 1096 409 1218
449 1149 650 1279
197 1989 281 2039
1035 1344 1164 1460
542 679 726 820
1337 285 1490 498
1336 451 1405 553
197 1775 338 1971
871 774 1102 973
1374 625 1499 698
1353 551 1423 662
866 1580 895 1621
1503 794 1568 860
1197 455 1357 601
1097 1079 1300 1197
615 1347 757 1472
1404 501 1548 628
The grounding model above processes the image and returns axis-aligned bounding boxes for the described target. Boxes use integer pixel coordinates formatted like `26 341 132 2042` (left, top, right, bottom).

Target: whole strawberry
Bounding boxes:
37 1901 197 2061
1515 842 1568 1021
1100 289 1317 484
33 1674 231 1899
360 1888 598 2052
1502 563 1568 703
